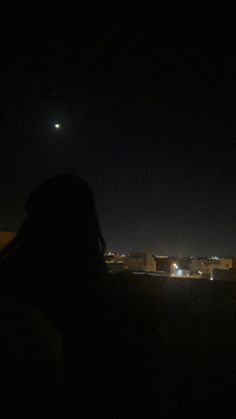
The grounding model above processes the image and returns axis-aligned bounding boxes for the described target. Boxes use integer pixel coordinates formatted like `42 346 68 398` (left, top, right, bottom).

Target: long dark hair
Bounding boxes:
0 174 107 278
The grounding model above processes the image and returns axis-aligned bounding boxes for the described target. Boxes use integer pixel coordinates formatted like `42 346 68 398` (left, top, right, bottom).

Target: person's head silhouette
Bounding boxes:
0 174 106 278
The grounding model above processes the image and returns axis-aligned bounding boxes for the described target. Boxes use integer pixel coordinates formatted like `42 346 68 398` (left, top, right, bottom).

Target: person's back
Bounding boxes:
0 291 64 419
0 174 111 417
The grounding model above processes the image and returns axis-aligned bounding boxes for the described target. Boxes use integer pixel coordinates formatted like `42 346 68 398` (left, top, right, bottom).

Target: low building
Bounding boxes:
125 252 156 273
190 257 233 279
104 253 127 273
213 268 236 281
105 260 126 274
155 257 177 275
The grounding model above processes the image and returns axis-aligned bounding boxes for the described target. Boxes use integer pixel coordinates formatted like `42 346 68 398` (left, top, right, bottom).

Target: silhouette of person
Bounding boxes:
0 174 161 418
0 173 106 281
0 174 109 417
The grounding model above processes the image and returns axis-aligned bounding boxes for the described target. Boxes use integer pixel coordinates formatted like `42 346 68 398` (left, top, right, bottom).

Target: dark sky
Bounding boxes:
0 3 235 256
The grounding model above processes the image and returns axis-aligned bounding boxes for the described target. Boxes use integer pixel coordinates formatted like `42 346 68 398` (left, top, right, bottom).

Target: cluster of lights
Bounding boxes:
171 263 192 278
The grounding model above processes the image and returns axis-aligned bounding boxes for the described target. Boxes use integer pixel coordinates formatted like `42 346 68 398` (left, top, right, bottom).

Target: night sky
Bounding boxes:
1 4 235 256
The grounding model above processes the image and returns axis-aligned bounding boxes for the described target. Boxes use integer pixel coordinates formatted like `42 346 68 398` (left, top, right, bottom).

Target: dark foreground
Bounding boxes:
1 274 236 418
143 276 236 418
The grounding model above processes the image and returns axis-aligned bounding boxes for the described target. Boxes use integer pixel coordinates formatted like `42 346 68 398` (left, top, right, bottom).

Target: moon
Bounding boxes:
54 123 61 129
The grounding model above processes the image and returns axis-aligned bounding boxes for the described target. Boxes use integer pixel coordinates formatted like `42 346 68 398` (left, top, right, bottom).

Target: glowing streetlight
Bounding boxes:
54 123 61 129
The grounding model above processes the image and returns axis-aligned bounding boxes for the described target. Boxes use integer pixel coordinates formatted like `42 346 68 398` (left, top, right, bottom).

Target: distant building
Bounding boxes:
104 253 127 273
125 253 156 272
213 268 236 281
0 231 15 250
106 261 126 274
155 257 175 275
190 258 233 279
232 258 236 269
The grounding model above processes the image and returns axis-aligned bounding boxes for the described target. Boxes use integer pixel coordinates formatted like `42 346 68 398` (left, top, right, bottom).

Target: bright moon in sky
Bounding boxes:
54 123 61 129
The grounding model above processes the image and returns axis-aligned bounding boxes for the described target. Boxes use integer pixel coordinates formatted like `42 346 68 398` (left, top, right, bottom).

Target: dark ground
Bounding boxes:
1 274 236 418
110 274 236 418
